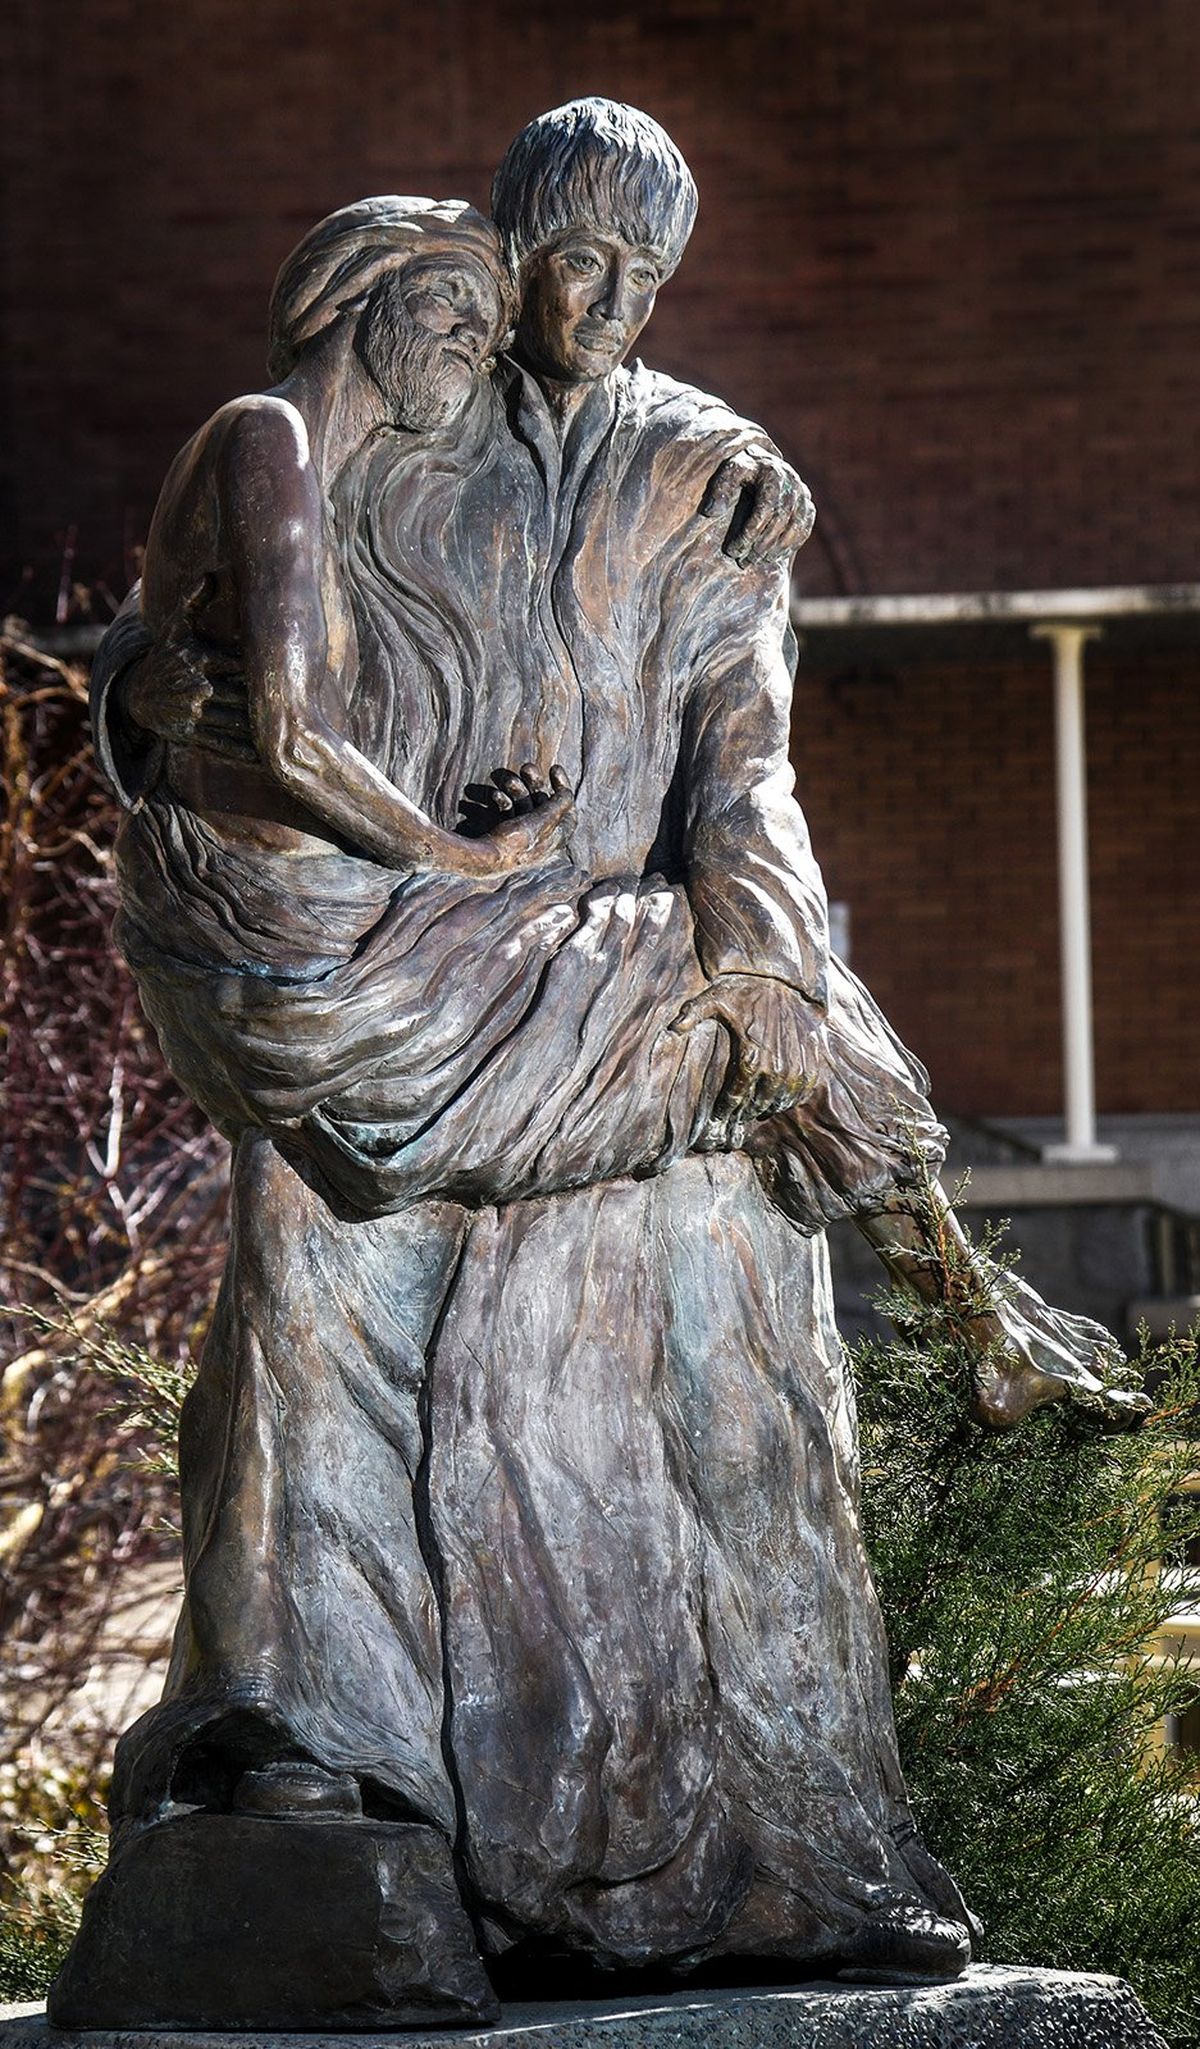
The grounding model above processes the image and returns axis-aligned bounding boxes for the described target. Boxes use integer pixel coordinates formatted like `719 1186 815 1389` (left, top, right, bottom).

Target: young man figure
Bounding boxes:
483 99 1134 1429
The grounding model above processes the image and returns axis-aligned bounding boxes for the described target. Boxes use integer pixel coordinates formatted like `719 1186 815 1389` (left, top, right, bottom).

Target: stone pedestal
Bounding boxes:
1 1964 1169 2047
43 1812 495 2031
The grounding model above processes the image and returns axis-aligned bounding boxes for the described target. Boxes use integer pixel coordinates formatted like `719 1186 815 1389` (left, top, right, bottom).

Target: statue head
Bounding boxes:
267 197 513 429
491 99 698 387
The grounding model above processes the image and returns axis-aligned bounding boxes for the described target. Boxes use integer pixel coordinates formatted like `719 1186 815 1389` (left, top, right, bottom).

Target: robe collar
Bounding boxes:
499 356 631 513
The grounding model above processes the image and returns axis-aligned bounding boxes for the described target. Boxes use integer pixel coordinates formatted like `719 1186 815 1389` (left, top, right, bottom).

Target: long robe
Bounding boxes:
101 361 964 1970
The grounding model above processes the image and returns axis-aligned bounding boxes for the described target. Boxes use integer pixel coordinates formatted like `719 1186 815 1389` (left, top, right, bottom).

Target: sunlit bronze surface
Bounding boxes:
55 102 1130 2030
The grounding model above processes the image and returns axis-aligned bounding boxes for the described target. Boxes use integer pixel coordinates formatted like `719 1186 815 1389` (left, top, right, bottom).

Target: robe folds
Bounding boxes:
102 361 965 1968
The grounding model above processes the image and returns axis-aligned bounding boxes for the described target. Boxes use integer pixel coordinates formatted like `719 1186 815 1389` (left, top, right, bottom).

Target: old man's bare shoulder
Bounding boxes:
140 393 318 632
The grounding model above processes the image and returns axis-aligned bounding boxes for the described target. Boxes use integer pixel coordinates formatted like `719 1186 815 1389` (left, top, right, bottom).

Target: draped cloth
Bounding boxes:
102 361 965 1968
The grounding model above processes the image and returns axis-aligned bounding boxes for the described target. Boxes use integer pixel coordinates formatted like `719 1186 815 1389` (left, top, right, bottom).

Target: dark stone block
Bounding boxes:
46 1812 497 2031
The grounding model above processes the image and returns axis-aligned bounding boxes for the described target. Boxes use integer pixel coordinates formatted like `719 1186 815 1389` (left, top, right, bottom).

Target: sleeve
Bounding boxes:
679 558 830 1007
89 582 162 809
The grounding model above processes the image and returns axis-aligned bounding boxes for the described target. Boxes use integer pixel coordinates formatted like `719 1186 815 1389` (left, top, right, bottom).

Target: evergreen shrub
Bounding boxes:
855 1189 1200 2042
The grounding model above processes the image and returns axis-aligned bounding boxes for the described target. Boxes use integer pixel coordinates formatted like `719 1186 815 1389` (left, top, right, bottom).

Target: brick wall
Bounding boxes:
1 0 1195 1114
3 0 1197 600
797 648 1200 1115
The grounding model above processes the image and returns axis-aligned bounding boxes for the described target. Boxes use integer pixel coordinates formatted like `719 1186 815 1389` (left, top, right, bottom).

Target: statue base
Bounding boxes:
42 1811 496 2030
5 1965 1168 2046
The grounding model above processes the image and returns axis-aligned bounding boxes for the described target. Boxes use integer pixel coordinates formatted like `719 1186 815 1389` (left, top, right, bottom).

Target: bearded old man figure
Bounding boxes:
59 102 1137 2033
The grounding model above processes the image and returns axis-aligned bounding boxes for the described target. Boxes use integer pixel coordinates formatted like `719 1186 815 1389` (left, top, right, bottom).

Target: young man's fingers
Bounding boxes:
727 465 784 563
700 452 754 526
184 648 243 681
204 678 249 711
788 481 817 546
754 1079 803 1122
759 479 812 561
542 787 573 826
671 986 767 1040
670 987 721 1035
197 702 252 737
492 769 532 813
177 674 214 711
517 764 556 808
713 1037 762 1124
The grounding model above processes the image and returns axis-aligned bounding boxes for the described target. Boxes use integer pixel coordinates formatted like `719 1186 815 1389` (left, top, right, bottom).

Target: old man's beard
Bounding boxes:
358 307 474 432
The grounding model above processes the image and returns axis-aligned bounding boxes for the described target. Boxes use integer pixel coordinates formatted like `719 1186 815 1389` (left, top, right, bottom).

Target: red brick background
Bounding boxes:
1 0 1196 1113
796 648 1199 1114
3 0 1198 601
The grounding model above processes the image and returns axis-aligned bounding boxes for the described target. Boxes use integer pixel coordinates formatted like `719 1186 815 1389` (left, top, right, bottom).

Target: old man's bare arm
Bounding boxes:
141 398 569 877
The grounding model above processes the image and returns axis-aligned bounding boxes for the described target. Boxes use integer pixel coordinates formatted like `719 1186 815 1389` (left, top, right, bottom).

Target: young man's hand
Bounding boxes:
456 763 571 837
671 972 825 1147
700 448 815 567
125 612 253 760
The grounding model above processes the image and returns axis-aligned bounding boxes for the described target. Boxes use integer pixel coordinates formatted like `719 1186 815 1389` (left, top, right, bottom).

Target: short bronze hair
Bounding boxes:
491 99 698 279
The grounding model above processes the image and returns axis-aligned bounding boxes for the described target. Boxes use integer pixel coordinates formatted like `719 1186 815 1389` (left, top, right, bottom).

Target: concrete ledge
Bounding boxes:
946 1163 1159 1209
1127 1294 1200 1340
790 582 1200 629
0 1964 1169 2047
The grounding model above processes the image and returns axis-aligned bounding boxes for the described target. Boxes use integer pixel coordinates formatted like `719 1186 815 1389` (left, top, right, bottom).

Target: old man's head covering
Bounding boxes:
267 196 512 383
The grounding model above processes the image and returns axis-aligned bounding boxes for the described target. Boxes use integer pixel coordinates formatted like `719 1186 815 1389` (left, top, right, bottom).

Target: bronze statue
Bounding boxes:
55 100 1140 2032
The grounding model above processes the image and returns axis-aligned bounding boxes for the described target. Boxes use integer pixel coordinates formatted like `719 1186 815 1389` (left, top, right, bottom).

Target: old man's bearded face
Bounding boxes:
357 252 506 429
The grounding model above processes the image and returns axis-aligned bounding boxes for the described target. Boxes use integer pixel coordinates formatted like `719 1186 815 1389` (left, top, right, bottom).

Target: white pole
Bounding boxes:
1031 623 1116 1163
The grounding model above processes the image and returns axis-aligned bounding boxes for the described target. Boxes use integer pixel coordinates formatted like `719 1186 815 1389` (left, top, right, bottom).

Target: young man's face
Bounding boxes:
358 251 506 429
515 228 662 386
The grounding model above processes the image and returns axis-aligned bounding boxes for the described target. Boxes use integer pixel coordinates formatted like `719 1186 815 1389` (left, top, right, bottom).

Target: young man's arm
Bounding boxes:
89 586 161 808
670 555 830 1140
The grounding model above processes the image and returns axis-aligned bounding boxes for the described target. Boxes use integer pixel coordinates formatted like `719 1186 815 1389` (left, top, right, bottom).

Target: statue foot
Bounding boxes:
971 1351 1073 1429
967 1279 1148 1432
233 1758 363 1817
835 1905 972 1984
973 1352 1149 1431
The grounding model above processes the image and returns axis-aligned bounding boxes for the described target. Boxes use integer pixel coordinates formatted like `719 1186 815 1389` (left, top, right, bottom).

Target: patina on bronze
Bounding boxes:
54 100 1140 2031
